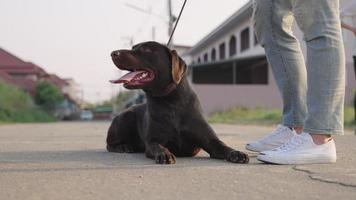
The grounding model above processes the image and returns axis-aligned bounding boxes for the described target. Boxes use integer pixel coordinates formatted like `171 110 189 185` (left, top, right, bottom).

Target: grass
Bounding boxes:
0 81 56 123
345 106 355 129
208 106 355 130
0 108 56 123
208 107 282 125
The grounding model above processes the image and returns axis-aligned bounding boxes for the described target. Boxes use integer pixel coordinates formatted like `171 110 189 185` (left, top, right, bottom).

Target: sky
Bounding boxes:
0 0 249 103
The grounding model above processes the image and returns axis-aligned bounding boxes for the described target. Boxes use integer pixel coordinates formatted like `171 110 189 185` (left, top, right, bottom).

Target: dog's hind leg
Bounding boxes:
106 107 144 153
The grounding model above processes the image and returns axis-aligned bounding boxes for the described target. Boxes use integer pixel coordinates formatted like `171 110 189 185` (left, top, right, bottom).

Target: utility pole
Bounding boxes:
125 2 176 46
152 26 156 41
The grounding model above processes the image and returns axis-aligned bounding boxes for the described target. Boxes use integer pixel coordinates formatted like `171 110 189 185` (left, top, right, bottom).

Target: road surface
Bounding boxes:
0 122 355 200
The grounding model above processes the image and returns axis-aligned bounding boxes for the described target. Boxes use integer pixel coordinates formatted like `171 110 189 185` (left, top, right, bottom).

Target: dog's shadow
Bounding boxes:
0 149 260 173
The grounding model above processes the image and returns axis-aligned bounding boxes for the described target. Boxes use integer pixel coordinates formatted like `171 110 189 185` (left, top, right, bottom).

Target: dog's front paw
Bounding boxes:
155 151 176 164
227 151 249 164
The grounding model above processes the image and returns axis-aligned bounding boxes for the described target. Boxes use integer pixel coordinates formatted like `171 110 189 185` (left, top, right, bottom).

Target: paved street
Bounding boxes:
0 122 355 200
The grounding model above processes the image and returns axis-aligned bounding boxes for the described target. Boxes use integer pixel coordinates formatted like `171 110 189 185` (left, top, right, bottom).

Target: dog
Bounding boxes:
107 41 249 164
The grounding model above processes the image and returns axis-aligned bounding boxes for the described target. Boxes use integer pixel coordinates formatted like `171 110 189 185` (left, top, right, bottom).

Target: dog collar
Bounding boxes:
163 82 178 96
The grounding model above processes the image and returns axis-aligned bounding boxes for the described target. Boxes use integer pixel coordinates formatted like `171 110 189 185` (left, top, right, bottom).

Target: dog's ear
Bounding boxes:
170 50 187 84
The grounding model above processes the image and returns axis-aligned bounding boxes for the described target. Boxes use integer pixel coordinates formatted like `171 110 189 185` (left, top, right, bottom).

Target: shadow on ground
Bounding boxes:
0 149 263 175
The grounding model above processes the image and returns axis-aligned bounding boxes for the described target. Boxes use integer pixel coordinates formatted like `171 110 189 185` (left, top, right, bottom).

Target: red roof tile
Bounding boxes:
0 63 48 76
0 47 28 66
0 47 72 98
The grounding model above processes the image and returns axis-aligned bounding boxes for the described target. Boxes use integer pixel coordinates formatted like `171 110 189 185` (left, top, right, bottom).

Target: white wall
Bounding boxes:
190 3 355 114
192 18 264 63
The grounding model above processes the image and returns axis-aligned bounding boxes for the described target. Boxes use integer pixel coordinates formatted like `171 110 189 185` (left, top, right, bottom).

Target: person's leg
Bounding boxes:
253 0 307 128
294 0 345 137
257 0 344 164
246 0 307 152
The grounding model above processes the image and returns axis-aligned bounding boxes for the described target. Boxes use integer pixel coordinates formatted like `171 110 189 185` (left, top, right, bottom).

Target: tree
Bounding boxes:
35 81 64 112
114 90 135 112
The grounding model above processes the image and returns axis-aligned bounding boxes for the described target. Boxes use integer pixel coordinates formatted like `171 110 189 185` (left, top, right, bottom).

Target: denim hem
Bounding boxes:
303 128 344 136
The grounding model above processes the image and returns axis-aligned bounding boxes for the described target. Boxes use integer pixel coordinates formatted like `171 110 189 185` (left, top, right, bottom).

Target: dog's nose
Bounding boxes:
111 51 120 58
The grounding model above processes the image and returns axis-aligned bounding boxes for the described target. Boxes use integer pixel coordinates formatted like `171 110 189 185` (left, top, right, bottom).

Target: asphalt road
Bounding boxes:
0 122 355 200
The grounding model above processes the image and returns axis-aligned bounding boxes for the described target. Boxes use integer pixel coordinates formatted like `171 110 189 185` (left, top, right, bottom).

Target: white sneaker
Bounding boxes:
257 132 337 164
245 124 296 152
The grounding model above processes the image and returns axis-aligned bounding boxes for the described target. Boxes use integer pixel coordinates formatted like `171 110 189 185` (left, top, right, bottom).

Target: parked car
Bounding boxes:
80 110 93 120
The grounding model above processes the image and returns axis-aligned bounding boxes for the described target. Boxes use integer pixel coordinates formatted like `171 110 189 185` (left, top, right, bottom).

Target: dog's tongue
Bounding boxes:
110 70 147 84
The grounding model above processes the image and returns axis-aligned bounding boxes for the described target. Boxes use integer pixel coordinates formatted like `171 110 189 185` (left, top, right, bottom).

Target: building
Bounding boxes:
0 48 48 96
172 44 192 64
187 0 356 114
63 78 82 105
0 47 82 119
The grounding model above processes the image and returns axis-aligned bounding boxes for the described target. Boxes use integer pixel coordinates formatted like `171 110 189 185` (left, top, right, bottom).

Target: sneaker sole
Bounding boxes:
245 145 262 152
245 144 279 153
257 155 336 165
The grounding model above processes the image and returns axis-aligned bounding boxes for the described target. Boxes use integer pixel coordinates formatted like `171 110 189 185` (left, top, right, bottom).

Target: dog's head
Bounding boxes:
110 41 187 96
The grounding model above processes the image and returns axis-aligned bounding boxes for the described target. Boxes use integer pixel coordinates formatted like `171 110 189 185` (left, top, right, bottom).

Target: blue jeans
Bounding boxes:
253 0 345 135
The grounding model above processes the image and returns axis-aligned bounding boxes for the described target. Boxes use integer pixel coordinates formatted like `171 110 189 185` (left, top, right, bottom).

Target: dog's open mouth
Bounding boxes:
110 69 155 87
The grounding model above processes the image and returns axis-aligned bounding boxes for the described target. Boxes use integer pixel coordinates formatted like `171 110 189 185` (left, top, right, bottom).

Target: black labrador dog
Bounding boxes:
107 41 249 164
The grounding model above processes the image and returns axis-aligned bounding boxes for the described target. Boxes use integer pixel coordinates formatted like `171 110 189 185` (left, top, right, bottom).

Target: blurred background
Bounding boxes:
0 0 354 129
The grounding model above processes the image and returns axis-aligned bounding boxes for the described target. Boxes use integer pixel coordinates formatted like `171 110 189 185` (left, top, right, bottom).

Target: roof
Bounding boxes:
0 47 28 66
187 1 252 55
0 47 48 76
0 47 74 98
0 64 47 76
172 44 191 49
0 47 49 95
46 74 69 89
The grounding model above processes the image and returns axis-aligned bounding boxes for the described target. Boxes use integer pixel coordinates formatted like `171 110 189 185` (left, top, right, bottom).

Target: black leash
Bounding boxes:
167 0 187 46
